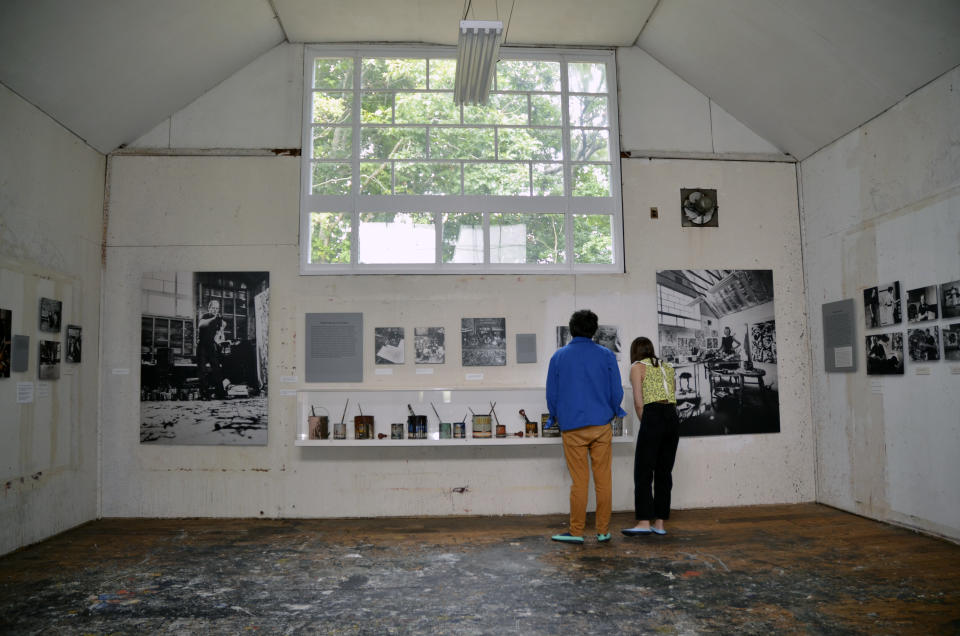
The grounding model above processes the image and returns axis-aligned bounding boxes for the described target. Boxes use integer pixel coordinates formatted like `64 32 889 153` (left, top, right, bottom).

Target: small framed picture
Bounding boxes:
39 298 62 333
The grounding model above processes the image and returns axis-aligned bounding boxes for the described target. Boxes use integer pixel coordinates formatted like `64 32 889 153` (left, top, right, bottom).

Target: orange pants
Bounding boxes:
561 424 612 536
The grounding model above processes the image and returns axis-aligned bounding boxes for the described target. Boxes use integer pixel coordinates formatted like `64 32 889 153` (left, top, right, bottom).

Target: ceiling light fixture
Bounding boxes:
454 20 503 105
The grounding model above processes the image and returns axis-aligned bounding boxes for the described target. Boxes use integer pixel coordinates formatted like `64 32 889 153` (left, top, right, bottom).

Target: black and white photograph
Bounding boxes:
65 325 82 363
38 340 60 380
906 284 938 322
38 297 62 333
863 281 901 329
680 188 718 227
556 324 621 356
942 279 960 319
374 327 405 364
866 332 904 375
140 271 270 445
657 269 780 437
414 327 445 364
0 308 10 378
461 317 506 366
907 326 940 362
944 323 960 361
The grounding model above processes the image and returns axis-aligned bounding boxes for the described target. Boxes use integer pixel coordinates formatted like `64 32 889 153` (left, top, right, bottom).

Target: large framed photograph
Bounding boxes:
906 284 938 322
556 324 621 357
866 332 904 375
65 325 82 363
415 327 445 364
907 327 940 362
656 269 780 437
942 279 960 319
0 308 10 378
863 282 901 329
461 318 506 366
39 297 62 333
38 340 60 380
140 272 270 445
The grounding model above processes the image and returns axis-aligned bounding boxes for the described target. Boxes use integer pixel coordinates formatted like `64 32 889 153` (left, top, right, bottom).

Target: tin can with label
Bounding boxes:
541 413 560 437
453 421 466 438
354 415 374 440
611 415 624 436
439 422 452 439
333 421 346 440
472 414 492 438
391 422 404 439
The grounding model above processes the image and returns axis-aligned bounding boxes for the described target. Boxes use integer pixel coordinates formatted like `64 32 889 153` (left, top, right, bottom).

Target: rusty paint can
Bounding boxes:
472 414 492 438
354 415 374 440
309 415 330 440
495 423 506 438
439 422 452 439
453 421 466 438
525 419 538 437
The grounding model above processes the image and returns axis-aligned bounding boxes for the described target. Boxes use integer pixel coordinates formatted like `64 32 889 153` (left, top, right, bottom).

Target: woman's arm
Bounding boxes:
630 363 645 420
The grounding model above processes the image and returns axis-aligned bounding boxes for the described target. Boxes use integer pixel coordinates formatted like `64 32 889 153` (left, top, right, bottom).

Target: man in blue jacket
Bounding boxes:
547 309 626 544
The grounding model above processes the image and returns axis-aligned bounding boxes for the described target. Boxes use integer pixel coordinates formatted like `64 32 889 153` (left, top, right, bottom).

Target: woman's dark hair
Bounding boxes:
630 336 659 366
569 309 599 338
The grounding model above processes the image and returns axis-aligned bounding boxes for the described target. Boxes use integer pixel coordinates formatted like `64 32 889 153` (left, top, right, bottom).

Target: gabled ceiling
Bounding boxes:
1 0 958 158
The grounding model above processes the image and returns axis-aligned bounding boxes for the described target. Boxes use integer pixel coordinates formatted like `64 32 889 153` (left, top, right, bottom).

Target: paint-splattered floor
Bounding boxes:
1 504 958 634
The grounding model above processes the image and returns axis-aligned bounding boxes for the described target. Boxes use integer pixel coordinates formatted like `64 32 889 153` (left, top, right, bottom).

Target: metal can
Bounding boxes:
354 415 374 440
391 422 404 439
541 413 560 437
439 422 452 439
453 421 466 439
333 421 346 440
472 414 492 438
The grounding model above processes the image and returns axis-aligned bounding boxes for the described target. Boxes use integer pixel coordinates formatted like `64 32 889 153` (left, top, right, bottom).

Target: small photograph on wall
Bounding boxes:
38 340 60 380
907 326 940 362
0 308 11 378
39 297 62 333
140 271 270 445
680 188 718 227
65 325 82 363
374 327 405 364
556 324 621 356
656 269 780 437
414 327 445 364
866 332 904 375
942 279 960 319
863 282 901 329
943 323 960 361
462 318 506 366
906 284 938 322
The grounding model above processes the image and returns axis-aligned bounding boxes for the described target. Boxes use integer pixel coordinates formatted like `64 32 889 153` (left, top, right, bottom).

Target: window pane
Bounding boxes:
314 58 353 90
568 62 607 93
441 212 483 263
311 162 352 195
490 213 565 264
310 212 351 264
222 297 234 315
361 93 393 123
395 92 458 124
313 92 353 124
395 162 461 195
359 212 435 263
431 127 495 160
533 163 564 196
360 162 392 195
496 60 560 91
568 95 608 127
573 214 614 264
141 317 153 353
570 128 610 161
530 94 562 126
464 94 527 125
499 128 562 161
464 162 529 196
429 59 456 89
155 318 169 346
572 163 611 197
360 127 426 159
312 127 352 159
361 58 426 89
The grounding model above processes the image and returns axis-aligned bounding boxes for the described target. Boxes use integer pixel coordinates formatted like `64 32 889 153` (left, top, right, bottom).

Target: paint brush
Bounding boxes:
339 399 349 424
311 405 317 417
357 403 364 416
430 402 442 422
468 407 476 417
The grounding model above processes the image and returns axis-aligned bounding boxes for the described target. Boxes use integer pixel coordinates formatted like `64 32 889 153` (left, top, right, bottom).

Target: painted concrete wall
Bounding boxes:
102 43 813 519
0 85 105 554
801 65 960 541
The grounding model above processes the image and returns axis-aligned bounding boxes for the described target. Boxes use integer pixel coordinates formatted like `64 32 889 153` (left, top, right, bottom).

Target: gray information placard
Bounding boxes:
12 335 29 372
305 313 363 382
516 333 537 363
822 299 857 372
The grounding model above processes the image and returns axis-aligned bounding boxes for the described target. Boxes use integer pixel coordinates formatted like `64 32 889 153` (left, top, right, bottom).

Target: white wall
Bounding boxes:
101 44 813 518
801 65 960 541
0 84 105 554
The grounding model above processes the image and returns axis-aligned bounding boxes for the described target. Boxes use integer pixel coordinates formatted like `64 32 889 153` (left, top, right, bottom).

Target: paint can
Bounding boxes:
354 415 374 440
525 419 538 437
439 422 452 439
611 415 624 436
309 415 330 440
453 421 466 438
541 413 560 437
472 414 492 438
391 422 404 439
408 414 427 440
495 423 506 438
333 421 346 440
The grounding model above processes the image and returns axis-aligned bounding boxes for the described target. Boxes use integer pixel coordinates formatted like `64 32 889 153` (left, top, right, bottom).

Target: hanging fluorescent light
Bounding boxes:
454 20 503 105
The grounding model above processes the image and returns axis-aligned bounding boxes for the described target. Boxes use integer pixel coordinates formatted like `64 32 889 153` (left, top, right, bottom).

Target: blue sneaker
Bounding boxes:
597 533 612 543
551 532 584 544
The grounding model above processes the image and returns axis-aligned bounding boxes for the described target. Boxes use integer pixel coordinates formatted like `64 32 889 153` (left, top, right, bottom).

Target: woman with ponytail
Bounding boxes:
622 337 680 536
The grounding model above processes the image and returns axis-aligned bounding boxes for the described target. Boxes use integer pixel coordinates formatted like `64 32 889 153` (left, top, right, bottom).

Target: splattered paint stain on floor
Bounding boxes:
1 504 958 634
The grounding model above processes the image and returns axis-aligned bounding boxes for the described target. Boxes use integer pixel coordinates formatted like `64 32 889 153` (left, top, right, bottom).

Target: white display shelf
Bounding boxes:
296 387 635 446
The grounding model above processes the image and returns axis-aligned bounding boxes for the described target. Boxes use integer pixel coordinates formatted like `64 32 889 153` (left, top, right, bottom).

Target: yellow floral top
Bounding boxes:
635 358 677 404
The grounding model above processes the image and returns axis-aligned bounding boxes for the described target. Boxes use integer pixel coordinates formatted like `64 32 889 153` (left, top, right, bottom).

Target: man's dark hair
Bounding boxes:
569 309 599 339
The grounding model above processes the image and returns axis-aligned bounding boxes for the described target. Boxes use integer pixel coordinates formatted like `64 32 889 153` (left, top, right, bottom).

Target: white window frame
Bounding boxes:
299 44 623 275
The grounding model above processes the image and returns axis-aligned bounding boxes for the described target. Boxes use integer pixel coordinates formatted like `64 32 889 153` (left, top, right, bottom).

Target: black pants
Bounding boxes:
634 402 680 521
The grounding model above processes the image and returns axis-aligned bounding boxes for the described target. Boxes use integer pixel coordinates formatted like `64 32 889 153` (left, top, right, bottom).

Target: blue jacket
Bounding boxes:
546 337 626 431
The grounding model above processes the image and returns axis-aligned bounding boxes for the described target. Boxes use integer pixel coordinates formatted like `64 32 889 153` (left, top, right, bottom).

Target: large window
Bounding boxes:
300 46 622 274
